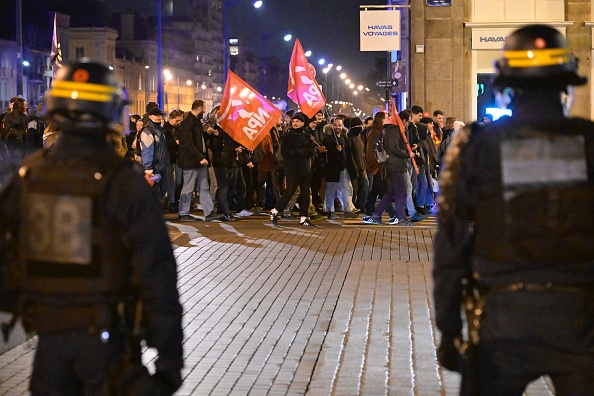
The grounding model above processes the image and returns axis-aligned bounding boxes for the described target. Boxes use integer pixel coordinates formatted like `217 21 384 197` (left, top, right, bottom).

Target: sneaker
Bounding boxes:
205 212 224 221
327 212 339 220
281 209 292 218
177 214 198 222
222 214 237 222
299 218 314 226
344 211 359 219
270 211 280 225
410 213 426 222
369 216 385 225
397 219 414 226
362 215 374 224
236 209 254 217
389 217 399 225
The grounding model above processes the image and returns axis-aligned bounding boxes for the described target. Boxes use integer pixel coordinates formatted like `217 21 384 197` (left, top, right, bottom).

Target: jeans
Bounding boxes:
179 167 214 216
352 170 369 210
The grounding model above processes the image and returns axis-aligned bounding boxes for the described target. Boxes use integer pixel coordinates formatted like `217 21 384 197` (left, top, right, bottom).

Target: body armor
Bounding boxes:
4 151 135 333
470 118 594 265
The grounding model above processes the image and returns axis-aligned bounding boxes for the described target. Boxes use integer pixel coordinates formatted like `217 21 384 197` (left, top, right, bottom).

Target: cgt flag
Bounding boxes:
287 38 325 119
51 13 63 76
217 71 283 151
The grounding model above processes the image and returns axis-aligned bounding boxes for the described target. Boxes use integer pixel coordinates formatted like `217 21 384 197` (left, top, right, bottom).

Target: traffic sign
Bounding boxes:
376 80 399 88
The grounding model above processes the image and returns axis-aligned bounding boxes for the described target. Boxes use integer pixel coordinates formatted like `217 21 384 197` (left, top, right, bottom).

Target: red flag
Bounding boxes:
51 13 63 77
287 39 326 118
217 71 283 151
390 97 419 174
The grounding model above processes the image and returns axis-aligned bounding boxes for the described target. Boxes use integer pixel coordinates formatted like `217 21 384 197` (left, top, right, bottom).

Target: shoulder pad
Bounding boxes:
437 124 475 221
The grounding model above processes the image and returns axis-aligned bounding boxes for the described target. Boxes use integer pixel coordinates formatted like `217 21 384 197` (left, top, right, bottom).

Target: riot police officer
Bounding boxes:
433 25 594 395
0 60 183 395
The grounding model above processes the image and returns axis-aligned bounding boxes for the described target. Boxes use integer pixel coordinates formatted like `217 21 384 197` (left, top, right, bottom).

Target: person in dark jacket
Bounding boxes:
322 118 347 219
163 109 183 213
208 122 241 222
177 100 222 222
345 117 369 212
270 113 316 226
0 59 183 396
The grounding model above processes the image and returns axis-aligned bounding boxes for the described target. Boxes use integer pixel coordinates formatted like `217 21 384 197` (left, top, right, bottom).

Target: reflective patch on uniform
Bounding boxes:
501 136 587 192
22 193 92 265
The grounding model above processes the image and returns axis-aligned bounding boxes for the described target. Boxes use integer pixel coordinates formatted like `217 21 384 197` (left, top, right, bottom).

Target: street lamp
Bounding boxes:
253 0 262 8
318 58 325 66
304 50 312 57
283 34 292 42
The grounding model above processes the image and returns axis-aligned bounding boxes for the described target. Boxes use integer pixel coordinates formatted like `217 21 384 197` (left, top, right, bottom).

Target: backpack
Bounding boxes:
374 130 388 164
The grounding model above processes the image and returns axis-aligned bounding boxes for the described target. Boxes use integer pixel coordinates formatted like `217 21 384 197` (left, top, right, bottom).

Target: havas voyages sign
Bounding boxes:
360 10 401 51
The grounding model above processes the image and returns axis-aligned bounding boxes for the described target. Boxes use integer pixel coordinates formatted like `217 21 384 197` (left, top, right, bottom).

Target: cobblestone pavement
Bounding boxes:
0 214 554 395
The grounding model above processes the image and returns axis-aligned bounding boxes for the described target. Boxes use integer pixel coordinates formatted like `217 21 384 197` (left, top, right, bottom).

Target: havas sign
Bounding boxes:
471 28 515 50
360 10 401 51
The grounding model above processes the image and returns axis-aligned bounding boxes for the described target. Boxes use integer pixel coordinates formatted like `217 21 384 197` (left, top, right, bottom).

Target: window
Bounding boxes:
472 0 564 22
75 47 85 58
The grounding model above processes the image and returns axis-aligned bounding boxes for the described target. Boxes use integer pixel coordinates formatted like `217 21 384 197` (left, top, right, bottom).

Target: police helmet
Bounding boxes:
493 25 587 89
45 59 126 133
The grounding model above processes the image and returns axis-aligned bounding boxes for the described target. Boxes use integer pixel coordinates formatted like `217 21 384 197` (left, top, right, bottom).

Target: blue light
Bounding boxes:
253 1 263 8
22 60 30 67
304 51 312 57
318 59 325 65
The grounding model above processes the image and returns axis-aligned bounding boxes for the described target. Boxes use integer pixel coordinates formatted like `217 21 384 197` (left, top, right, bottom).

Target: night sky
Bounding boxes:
103 0 388 89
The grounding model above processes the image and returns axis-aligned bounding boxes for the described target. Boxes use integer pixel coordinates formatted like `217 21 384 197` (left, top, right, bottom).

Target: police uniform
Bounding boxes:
433 25 594 395
0 60 183 395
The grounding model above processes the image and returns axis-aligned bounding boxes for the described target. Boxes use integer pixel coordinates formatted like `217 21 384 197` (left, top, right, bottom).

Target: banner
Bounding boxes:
51 13 63 76
217 71 282 151
360 10 401 51
287 38 326 118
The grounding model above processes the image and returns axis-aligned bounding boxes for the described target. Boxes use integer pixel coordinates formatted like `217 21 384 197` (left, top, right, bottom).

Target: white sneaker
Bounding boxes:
236 210 254 217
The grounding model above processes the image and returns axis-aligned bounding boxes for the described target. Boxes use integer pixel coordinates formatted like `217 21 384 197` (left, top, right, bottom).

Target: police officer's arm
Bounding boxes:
107 167 184 376
433 127 476 370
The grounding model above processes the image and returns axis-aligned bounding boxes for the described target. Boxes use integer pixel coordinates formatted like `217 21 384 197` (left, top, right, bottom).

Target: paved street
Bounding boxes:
0 214 554 395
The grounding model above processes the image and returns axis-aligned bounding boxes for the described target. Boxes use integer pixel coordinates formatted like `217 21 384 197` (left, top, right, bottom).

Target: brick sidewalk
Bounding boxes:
0 220 554 395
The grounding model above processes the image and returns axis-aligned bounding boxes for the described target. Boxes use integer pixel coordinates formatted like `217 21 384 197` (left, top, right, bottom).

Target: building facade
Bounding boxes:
409 0 593 121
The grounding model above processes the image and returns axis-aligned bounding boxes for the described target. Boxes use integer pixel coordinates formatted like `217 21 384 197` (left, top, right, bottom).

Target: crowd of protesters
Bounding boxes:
1 96 467 226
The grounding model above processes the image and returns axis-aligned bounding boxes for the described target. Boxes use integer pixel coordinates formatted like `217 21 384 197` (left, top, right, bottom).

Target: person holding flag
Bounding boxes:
368 109 415 226
270 113 316 226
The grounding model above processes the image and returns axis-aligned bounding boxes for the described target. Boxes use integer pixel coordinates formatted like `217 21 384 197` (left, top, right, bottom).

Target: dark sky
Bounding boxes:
101 0 388 88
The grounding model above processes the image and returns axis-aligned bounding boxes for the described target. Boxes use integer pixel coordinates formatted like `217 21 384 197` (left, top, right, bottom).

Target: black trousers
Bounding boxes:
472 289 594 396
274 173 311 217
31 331 126 396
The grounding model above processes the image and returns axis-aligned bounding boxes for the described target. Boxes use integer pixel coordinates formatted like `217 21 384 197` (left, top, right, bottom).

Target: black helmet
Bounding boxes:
493 25 587 89
45 59 126 134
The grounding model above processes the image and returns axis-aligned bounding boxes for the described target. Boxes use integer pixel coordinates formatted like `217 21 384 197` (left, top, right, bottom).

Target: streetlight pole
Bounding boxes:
157 0 163 109
16 0 23 97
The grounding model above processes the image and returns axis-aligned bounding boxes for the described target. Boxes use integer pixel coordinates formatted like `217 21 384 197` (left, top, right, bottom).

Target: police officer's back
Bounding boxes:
433 25 594 395
0 60 183 395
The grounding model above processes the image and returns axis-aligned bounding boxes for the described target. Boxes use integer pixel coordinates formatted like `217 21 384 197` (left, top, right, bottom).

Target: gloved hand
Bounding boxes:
153 370 182 396
437 334 465 373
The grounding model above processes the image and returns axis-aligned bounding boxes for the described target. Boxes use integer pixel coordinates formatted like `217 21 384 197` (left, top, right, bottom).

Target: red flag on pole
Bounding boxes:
51 13 63 77
217 71 283 151
390 96 419 174
287 38 326 119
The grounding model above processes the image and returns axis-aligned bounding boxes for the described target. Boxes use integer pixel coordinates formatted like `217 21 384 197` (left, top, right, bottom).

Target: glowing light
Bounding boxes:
253 1 263 8
284 34 292 42
305 50 312 57
340 73 347 79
